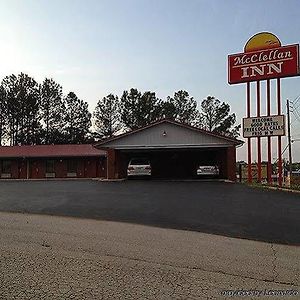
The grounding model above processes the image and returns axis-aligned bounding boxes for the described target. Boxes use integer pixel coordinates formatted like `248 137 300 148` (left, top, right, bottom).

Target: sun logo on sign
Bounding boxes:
244 32 281 52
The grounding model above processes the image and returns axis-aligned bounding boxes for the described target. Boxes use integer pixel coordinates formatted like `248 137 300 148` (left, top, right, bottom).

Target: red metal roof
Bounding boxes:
0 144 106 158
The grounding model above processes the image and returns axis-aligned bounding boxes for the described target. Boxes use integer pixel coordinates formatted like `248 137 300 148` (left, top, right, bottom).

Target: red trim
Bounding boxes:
0 144 106 158
94 119 243 148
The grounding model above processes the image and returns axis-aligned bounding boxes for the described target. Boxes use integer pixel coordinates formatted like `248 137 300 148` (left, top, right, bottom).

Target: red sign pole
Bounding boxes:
256 81 262 183
277 78 283 187
247 82 252 183
266 79 272 184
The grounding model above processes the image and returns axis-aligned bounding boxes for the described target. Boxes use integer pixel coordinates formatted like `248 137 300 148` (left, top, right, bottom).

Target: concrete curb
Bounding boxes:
0 178 102 182
263 186 300 194
96 178 234 183
97 178 127 182
248 184 300 194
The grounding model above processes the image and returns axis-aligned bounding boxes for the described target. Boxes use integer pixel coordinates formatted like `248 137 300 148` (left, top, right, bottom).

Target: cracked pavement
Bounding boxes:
0 212 299 299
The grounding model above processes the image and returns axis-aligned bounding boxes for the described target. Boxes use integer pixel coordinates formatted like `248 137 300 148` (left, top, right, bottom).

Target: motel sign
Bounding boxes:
228 44 299 84
243 115 285 138
228 32 300 186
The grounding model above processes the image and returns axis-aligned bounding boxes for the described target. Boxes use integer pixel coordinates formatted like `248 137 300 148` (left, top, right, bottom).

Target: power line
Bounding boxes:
291 123 300 131
294 102 300 111
293 95 300 106
292 111 300 123
289 106 298 125
273 143 289 163
291 94 300 107
289 97 300 124
291 102 300 122
294 108 300 121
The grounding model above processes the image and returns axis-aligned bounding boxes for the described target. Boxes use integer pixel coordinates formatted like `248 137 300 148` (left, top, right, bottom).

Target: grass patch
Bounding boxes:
244 181 300 192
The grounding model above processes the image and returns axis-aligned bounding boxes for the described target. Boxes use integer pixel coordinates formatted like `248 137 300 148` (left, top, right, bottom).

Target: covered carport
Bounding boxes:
95 119 242 180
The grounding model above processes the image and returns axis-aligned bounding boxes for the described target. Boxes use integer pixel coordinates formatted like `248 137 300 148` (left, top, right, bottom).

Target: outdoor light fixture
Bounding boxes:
162 130 167 137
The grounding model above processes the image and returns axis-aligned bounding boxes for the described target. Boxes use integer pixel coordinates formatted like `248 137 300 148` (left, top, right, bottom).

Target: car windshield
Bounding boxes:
130 159 150 165
199 166 216 169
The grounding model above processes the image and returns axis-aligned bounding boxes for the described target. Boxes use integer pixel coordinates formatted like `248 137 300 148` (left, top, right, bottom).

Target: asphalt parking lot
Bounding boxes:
0 180 299 245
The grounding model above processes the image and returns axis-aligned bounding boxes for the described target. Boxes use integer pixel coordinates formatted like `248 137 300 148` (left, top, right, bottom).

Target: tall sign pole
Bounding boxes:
266 79 272 184
277 78 283 186
246 82 252 183
228 32 300 186
256 81 262 182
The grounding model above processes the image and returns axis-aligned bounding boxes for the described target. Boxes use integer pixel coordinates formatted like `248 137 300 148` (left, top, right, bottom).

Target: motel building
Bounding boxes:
0 120 242 181
0 144 106 179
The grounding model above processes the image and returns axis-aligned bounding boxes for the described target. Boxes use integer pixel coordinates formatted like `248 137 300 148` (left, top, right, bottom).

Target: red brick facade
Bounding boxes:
0 157 106 179
226 146 237 181
0 145 107 179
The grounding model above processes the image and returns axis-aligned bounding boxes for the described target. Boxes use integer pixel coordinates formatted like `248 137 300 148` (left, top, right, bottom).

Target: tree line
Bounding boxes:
94 89 240 139
0 73 91 145
0 73 240 146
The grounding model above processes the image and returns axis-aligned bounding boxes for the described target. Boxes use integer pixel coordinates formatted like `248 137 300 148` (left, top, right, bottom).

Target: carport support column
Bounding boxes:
226 146 236 181
107 148 116 179
26 159 30 179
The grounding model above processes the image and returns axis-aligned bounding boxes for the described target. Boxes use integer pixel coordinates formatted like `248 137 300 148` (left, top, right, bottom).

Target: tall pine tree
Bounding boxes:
40 78 65 144
120 88 162 130
201 96 240 137
1 73 41 145
63 92 91 143
0 86 7 145
162 90 200 125
93 94 121 139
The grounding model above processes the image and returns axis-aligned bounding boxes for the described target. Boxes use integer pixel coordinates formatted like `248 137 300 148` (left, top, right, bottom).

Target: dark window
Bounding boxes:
2 160 11 174
129 158 150 165
67 160 77 173
46 160 55 173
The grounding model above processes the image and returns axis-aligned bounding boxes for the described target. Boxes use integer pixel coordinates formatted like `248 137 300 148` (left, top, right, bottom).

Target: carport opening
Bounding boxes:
118 148 227 179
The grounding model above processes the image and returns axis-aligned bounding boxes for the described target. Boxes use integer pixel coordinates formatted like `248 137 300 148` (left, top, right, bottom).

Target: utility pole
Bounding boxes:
286 99 292 176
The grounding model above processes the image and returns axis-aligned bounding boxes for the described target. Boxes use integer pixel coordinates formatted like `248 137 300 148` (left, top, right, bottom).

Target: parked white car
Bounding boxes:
292 169 300 175
197 165 219 176
127 158 152 177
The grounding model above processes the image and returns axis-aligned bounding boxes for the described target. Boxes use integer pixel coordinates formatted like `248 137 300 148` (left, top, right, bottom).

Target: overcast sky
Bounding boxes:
0 0 299 161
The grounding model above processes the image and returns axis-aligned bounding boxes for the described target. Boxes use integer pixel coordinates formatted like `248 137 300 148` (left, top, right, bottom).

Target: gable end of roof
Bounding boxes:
94 119 243 147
